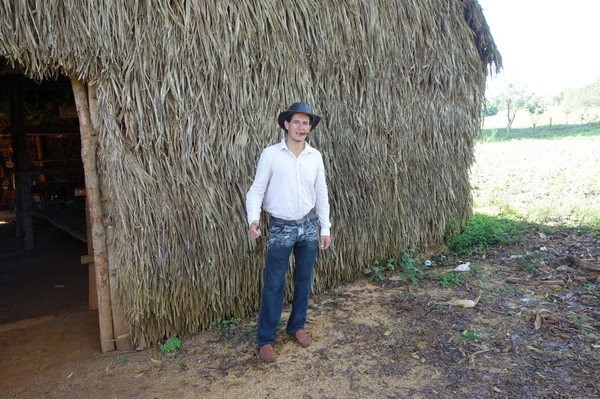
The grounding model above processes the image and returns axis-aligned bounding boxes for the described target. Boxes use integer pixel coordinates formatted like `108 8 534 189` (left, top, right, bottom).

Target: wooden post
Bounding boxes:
70 77 115 353
106 224 133 351
75 185 97 309
87 84 132 351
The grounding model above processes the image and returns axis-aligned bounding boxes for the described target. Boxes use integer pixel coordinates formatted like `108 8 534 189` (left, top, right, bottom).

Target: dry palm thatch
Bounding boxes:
0 0 501 346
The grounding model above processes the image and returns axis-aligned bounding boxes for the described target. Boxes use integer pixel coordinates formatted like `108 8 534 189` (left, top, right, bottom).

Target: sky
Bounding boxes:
477 0 600 98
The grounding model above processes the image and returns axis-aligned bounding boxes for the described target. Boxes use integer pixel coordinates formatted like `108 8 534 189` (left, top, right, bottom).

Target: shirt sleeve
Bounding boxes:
246 149 270 226
314 154 331 236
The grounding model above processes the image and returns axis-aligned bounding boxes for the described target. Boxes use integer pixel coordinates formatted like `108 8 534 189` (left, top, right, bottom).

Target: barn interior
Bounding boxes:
0 60 92 326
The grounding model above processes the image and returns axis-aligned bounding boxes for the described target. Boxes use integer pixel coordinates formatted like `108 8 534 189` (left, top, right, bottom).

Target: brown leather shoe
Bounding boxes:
258 344 276 362
292 329 311 348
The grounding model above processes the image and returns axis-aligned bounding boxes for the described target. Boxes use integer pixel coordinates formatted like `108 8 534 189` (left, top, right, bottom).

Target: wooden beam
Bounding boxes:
80 254 94 265
87 83 131 351
71 77 115 353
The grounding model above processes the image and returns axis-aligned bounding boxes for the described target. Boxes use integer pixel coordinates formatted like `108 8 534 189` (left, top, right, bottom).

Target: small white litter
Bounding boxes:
447 262 470 272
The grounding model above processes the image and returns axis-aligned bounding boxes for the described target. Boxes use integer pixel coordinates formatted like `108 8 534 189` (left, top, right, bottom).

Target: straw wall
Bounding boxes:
0 0 500 345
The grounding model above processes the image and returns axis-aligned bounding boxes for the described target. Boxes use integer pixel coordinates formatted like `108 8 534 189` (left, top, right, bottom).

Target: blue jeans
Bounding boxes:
256 218 318 347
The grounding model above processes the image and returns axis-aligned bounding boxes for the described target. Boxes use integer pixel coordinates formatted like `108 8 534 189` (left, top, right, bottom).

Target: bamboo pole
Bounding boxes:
87 84 132 351
84 85 99 312
70 77 115 353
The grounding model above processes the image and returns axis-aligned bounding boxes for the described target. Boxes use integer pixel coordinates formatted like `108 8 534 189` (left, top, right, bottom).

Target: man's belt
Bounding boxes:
270 209 317 225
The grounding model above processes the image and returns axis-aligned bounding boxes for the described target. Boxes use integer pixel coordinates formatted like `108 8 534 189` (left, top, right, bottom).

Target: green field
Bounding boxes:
471 122 600 229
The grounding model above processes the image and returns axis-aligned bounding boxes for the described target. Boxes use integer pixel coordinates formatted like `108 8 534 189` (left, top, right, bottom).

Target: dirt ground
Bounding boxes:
1 218 599 398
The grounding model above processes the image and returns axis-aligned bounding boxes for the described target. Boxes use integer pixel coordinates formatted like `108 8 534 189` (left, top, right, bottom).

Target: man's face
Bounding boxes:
284 113 311 143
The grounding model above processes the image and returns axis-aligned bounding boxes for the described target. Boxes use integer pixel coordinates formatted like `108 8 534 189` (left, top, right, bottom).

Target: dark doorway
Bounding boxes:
0 72 86 248
0 68 90 324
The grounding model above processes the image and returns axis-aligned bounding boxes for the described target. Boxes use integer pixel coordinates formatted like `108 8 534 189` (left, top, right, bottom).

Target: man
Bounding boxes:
246 102 331 362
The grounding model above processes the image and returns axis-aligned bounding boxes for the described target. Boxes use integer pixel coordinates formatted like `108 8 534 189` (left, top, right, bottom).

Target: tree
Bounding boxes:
562 79 600 123
526 96 546 131
493 83 532 133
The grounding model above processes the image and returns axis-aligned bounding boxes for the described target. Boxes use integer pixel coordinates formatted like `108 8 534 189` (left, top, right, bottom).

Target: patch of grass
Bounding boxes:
159 335 182 355
568 312 594 336
445 214 524 256
480 122 600 143
453 328 482 342
244 323 254 338
582 283 597 292
472 132 600 230
513 255 538 274
439 272 463 288
212 317 241 339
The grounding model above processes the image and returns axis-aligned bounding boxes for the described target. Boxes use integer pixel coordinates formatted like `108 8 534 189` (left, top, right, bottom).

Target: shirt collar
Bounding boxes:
278 138 315 154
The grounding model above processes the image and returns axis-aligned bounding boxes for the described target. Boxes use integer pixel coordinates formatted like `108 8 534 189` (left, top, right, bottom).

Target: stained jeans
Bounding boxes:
256 218 318 347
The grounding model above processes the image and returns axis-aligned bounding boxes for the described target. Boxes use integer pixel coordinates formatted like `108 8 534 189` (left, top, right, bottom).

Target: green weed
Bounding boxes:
454 328 481 342
244 324 254 337
568 312 594 336
439 272 463 288
363 259 394 282
159 334 182 355
445 214 522 256
397 251 424 286
212 317 241 339
582 283 597 292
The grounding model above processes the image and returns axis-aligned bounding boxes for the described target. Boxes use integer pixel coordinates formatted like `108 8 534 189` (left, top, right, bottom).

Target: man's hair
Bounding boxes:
286 114 313 125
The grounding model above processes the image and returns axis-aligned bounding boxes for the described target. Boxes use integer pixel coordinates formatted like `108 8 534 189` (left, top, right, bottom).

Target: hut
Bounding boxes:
0 0 501 352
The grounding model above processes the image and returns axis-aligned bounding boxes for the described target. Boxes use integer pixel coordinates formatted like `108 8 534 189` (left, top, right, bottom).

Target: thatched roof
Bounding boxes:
0 0 500 346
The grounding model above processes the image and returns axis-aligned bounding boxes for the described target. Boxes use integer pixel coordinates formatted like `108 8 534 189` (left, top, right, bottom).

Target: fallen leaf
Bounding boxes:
447 299 478 308
134 369 148 378
66 372 74 380
534 312 542 330
447 292 481 308
526 345 544 354
150 358 162 364
383 330 391 336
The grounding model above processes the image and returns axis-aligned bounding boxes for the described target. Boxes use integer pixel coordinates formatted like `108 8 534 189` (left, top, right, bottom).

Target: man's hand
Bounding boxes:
320 235 331 250
249 220 261 238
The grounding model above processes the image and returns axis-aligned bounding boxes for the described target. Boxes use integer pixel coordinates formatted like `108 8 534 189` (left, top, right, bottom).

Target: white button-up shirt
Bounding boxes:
246 139 331 236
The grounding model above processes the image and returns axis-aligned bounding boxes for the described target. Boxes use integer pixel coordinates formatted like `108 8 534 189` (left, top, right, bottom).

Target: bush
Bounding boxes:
445 214 517 256
484 104 498 117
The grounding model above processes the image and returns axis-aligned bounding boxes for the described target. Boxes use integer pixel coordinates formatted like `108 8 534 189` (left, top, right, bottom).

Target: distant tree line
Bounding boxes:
484 78 600 132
